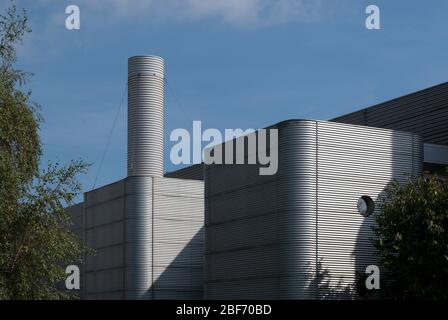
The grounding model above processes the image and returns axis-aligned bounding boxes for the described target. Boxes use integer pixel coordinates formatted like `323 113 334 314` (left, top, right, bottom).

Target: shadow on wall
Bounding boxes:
146 130 419 300
351 185 390 300
352 131 420 300
147 227 204 300
306 259 352 299
310 131 419 300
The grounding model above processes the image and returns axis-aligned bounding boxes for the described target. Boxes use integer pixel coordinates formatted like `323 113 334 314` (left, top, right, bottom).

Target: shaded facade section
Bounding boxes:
204 120 422 299
68 176 203 300
66 202 85 297
165 164 204 181
332 82 448 146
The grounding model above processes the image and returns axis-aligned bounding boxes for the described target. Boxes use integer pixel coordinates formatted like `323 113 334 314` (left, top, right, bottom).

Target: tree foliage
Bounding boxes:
375 176 448 299
0 2 88 299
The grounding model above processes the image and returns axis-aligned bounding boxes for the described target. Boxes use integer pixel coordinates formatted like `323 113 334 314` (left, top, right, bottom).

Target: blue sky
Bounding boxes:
7 0 448 197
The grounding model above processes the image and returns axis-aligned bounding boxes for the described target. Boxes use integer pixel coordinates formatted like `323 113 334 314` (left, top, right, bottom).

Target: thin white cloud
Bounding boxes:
11 0 326 61
79 0 324 27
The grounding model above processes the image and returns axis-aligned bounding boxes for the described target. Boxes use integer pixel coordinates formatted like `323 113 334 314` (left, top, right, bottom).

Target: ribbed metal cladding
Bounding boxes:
205 120 318 299
164 163 205 181
77 175 204 300
332 82 448 146
83 180 127 300
277 120 317 299
125 176 153 299
128 55 164 177
151 177 204 300
66 203 85 298
124 176 205 300
205 120 423 299
315 121 422 299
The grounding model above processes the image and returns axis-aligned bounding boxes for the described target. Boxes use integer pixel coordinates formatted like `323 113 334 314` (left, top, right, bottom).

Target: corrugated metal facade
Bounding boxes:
332 82 448 146
84 180 126 299
205 120 422 299
128 56 165 177
165 164 204 181
150 177 204 300
66 202 86 297
315 121 422 298
75 177 203 300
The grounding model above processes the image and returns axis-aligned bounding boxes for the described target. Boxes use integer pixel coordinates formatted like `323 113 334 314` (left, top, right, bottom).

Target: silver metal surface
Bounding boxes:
75 55 205 300
316 121 422 298
150 177 204 300
84 179 126 300
80 176 204 300
205 120 422 299
332 82 448 146
128 55 165 177
205 120 318 299
124 176 153 299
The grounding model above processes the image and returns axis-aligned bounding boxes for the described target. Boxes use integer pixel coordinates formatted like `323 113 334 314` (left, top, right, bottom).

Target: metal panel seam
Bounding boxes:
152 177 154 300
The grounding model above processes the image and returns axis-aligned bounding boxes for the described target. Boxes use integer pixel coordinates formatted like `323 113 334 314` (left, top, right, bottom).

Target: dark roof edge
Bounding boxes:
331 81 448 120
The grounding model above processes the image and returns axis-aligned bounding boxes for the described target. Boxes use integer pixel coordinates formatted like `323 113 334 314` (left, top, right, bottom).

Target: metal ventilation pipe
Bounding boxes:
128 55 164 177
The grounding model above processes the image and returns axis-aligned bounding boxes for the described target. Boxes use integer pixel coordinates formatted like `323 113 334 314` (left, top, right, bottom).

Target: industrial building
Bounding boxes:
68 55 448 299
204 120 422 299
69 56 204 300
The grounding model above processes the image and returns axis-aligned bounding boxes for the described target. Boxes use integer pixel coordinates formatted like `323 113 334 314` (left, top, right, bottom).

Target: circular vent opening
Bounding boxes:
357 196 374 217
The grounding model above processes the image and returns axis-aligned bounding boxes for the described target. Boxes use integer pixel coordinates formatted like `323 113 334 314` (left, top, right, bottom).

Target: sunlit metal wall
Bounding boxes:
81 176 203 300
150 177 204 299
128 55 165 177
315 121 422 298
67 55 205 300
204 120 422 299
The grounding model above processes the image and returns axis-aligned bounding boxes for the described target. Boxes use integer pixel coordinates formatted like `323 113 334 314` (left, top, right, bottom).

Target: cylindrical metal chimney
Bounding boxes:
128 55 164 177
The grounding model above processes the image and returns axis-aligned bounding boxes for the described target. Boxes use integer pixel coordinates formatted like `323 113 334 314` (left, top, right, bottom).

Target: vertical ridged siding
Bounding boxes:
128 55 164 177
332 82 448 146
205 120 423 299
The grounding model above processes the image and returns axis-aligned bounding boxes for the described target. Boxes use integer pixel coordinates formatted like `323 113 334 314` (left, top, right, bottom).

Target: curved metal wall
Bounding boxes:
277 121 317 299
204 120 318 299
128 55 164 177
205 120 423 299
125 176 153 299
